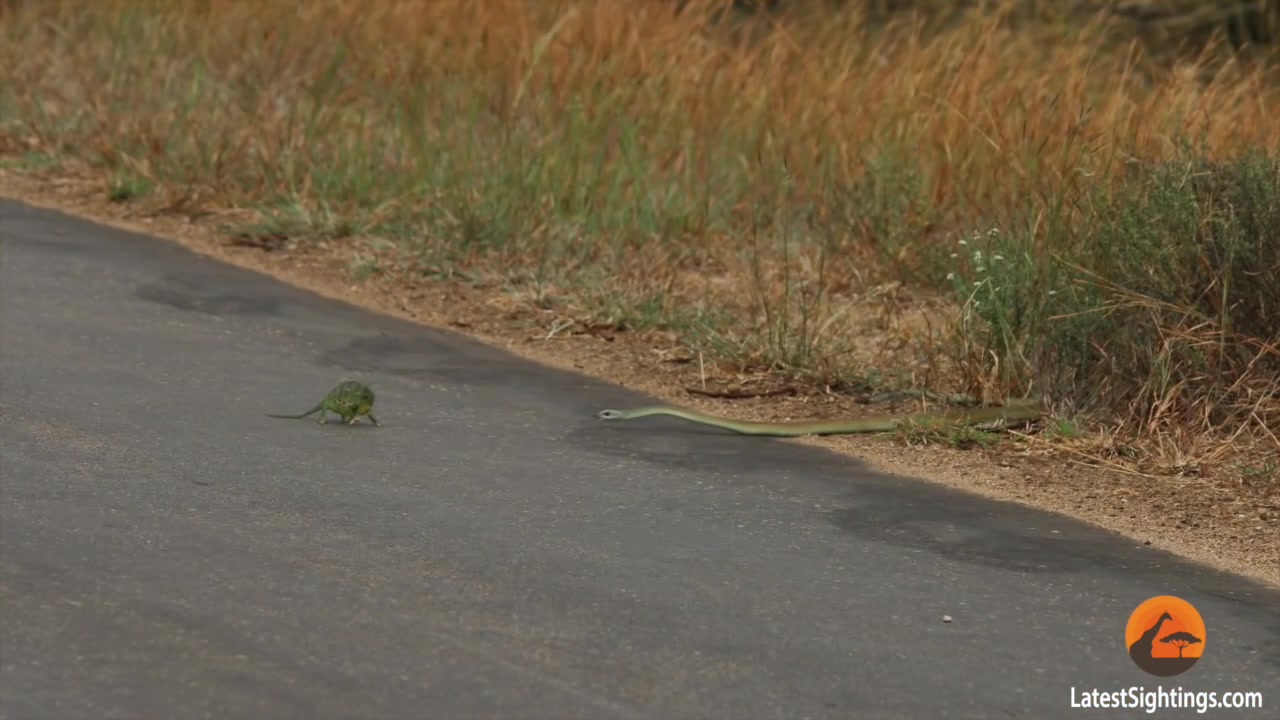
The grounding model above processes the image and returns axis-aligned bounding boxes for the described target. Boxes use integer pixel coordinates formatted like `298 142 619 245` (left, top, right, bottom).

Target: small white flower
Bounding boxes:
1048 290 1058 296
950 253 959 259
946 272 955 280
959 239 967 246
992 254 1004 261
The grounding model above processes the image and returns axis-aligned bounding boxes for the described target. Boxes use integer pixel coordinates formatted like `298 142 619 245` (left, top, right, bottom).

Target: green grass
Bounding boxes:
948 149 1280 432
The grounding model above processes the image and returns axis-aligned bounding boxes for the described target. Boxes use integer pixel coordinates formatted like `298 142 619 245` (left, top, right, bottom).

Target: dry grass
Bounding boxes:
1 0 1277 489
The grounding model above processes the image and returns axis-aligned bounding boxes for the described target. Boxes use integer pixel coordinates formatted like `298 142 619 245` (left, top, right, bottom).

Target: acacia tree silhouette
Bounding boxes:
1160 631 1203 659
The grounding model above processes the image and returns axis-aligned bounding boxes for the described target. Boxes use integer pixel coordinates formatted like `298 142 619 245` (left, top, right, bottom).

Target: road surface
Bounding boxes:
1 199 1277 719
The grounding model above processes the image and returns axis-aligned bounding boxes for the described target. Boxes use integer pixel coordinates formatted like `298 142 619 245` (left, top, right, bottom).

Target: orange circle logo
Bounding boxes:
1125 595 1206 677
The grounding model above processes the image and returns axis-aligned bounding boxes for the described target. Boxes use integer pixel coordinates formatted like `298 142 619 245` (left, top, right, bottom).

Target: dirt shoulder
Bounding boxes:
3 170 1276 589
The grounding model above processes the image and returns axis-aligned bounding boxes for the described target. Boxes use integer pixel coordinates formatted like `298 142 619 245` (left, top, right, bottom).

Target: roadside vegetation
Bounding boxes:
1 0 1277 485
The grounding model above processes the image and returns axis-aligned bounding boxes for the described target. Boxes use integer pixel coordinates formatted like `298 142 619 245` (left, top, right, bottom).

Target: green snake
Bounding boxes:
597 398 1043 437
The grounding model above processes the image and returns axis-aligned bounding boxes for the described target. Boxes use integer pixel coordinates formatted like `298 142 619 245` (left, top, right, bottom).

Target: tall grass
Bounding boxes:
1 0 1277 452
950 150 1280 435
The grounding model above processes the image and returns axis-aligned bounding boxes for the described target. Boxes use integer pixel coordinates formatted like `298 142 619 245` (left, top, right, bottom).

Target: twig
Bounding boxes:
543 318 574 341
863 389 979 406
684 385 798 399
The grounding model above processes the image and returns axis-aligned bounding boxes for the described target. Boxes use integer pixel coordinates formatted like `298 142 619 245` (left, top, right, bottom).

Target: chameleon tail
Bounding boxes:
265 402 324 420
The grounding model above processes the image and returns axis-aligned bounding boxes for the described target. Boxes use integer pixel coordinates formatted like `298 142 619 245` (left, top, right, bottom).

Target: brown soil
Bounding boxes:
3 168 1276 589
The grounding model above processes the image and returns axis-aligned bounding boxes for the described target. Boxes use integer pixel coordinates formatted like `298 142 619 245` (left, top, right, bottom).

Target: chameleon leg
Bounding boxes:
317 409 328 425
367 414 381 427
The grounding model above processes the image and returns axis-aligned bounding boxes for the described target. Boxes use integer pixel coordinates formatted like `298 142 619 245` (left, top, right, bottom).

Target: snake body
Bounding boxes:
597 399 1043 437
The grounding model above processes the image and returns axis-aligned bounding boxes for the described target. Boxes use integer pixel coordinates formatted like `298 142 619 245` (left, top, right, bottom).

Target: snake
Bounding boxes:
596 398 1044 437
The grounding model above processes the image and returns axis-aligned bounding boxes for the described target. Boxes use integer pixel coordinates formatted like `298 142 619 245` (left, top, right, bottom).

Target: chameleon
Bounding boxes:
597 398 1043 437
267 380 381 426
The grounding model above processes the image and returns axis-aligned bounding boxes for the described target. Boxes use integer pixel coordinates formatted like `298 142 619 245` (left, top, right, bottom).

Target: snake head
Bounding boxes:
597 409 625 420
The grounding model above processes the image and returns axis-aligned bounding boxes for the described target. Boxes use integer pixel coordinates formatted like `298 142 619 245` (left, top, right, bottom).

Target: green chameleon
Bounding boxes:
266 380 381 426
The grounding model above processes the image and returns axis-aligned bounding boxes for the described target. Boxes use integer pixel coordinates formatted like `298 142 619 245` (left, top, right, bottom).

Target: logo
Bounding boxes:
1125 595 1206 677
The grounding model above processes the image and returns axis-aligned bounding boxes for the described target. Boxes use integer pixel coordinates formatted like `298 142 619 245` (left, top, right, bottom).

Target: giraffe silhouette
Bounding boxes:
1130 611 1173 662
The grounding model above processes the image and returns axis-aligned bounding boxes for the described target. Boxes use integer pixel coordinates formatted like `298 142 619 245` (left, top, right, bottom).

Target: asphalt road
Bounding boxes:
1 198 1277 720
